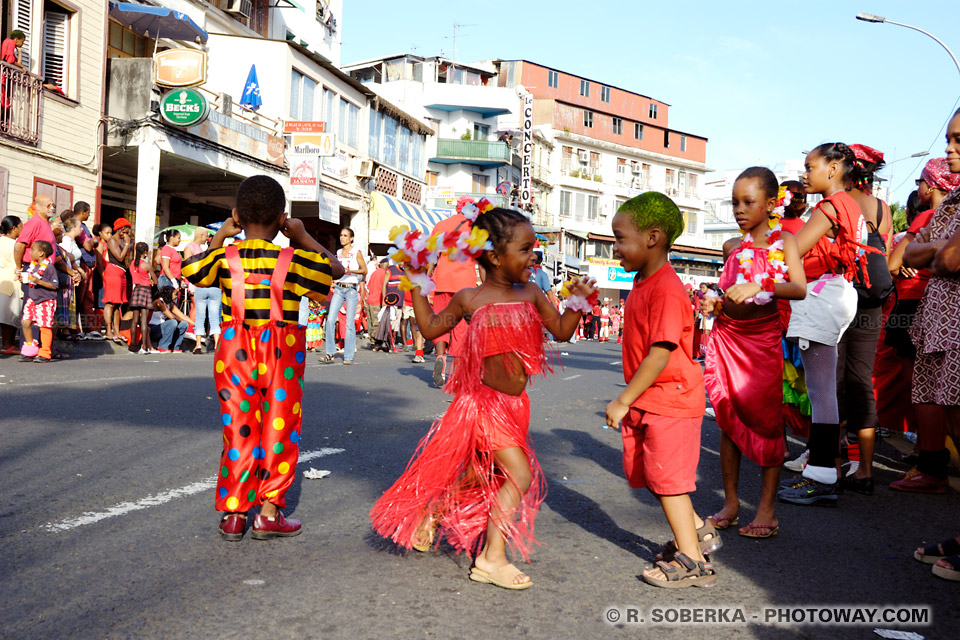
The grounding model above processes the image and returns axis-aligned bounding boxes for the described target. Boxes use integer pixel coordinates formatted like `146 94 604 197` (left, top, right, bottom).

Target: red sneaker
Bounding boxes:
251 511 302 539
219 513 246 541
889 471 948 494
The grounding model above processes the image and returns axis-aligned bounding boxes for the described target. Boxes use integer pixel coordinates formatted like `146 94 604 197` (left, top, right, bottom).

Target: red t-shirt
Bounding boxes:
622 263 705 418
366 267 386 305
897 208 936 300
130 258 151 286
430 213 477 293
780 217 805 236
1 39 18 65
160 245 182 279
17 215 58 267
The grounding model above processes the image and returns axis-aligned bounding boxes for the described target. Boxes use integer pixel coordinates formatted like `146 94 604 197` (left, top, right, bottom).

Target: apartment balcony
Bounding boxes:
0 62 43 145
425 191 510 210
431 138 511 167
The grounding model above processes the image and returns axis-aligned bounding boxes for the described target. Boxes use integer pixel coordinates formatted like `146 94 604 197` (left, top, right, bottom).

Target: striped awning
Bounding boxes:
369 191 450 242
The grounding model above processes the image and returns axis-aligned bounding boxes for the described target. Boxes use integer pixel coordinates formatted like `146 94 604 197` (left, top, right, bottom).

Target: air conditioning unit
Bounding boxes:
631 163 641 174
224 0 252 19
357 159 374 178
577 150 589 164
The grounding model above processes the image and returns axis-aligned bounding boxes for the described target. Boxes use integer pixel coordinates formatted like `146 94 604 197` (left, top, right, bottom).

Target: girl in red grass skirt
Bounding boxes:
370 207 597 590
702 168 806 539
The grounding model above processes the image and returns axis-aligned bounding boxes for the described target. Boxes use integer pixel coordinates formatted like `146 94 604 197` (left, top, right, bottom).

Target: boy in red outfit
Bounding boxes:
605 192 716 589
183 176 343 541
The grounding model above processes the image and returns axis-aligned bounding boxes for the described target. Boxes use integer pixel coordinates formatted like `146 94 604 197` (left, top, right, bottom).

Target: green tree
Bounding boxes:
890 202 907 233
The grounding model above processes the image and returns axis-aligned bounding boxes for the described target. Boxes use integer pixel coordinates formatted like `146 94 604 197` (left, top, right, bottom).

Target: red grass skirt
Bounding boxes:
705 313 785 466
370 300 551 560
369 384 545 560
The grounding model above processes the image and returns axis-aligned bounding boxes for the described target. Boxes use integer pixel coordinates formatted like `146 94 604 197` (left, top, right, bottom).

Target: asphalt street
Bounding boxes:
0 339 957 640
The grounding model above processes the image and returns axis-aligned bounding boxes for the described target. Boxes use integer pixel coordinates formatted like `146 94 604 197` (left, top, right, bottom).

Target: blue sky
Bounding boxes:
341 0 959 206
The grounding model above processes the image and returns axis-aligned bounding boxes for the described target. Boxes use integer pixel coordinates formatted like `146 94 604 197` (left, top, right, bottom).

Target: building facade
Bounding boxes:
1 0 107 219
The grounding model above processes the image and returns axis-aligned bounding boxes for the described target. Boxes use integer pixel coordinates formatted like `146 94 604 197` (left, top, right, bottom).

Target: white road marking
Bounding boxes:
44 447 345 533
3 375 150 389
609 360 622 366
562 374 582 381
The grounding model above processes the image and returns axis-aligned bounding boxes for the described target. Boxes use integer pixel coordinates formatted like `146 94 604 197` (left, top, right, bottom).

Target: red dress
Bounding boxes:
705 248 785 466
370 301 551 560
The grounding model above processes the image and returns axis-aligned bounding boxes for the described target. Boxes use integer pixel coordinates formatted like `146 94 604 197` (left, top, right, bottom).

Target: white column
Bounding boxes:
135 140 161 246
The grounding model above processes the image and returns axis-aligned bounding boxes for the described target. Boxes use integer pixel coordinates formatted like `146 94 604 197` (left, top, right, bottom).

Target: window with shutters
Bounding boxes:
13 0 32 71
42 2 74 95
33 177 73 214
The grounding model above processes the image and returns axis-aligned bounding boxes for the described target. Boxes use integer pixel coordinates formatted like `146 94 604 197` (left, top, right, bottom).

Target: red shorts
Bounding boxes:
432 291 467 356
621 408 701 495
23 298 56 328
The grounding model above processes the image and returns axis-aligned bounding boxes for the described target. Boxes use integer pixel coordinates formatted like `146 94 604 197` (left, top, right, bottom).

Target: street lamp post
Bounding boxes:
856 13 960 78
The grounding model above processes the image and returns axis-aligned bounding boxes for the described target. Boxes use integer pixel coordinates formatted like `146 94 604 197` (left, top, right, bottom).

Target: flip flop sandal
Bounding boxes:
319 354 336 363
412 517 438 552
469 564 533 590
738 523 780 539
705 513 739 530
656 521 723 562
914 537 960 564
932 555 960 581
642 552 718 589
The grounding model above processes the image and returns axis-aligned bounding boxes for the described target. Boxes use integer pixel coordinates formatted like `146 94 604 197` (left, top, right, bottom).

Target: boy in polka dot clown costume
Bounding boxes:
183 176 344 540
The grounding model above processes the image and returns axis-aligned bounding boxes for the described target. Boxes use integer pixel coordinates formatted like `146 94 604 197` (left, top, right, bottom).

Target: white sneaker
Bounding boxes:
784 450 809 472
137 348 148 355
412 355 425 363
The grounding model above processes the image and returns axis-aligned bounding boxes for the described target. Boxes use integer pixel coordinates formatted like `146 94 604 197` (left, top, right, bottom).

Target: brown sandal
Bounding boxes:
642 552 718 589
656 521 723 562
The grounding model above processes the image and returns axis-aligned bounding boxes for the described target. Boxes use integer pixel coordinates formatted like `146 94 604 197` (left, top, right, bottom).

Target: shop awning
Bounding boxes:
109 2 208 43
370 191 449 235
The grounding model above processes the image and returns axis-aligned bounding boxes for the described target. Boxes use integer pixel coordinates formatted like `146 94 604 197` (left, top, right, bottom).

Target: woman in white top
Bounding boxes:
1 215 23 354
321 227 367 364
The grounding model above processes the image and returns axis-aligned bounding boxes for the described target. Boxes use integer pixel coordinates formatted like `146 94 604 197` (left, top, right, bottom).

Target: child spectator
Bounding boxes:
182 175 343 541
19 240 57 362
701 168 806 539
129 242 154 354
604 192 715 588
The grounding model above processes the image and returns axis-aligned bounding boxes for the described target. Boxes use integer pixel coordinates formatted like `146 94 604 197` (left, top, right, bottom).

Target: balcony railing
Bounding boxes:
1 62 43 145
434 138 511 163
426 191 510 210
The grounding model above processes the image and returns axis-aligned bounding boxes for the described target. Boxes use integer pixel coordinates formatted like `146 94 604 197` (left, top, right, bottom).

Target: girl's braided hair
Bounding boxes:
811 142 857 186
470 207 533 270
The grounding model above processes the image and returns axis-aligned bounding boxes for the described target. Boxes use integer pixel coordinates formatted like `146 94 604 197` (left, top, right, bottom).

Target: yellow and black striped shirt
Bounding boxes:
182 239 333 326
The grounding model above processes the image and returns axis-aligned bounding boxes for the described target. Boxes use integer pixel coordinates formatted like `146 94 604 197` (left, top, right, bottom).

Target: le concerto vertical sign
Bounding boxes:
520 93 534 206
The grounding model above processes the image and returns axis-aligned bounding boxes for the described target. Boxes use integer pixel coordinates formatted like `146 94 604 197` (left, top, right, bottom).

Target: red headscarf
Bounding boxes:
920 157 960 193
849 144 884 164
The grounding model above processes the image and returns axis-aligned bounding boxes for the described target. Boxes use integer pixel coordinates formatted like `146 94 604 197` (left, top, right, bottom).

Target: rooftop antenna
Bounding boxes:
443 22 476 67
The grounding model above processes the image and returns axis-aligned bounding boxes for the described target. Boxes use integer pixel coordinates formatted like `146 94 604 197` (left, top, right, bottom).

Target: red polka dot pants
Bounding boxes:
213 320 307 512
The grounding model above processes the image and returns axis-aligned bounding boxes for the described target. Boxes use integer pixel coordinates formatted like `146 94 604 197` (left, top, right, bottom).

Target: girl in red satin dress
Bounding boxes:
701 168 806 539
370 207 597 590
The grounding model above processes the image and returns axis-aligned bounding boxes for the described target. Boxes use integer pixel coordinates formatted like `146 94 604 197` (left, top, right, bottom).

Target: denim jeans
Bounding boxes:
194 287 222 336
151 319 188 351
158 274 176 290
325 284 358 361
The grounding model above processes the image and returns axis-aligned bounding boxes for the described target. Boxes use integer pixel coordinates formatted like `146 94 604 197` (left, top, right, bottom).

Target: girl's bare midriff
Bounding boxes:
482 352 528 396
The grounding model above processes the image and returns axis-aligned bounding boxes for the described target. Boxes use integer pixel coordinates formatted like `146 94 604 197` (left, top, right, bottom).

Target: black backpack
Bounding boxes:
854 200 894 308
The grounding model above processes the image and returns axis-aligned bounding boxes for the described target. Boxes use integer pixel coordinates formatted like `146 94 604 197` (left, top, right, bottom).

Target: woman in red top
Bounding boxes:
779 143 866 507
103 219 131 344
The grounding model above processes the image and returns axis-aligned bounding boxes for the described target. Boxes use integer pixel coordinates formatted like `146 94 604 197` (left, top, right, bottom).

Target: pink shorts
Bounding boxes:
621 408 701 495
